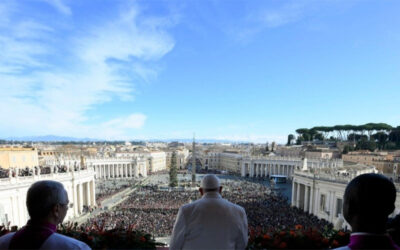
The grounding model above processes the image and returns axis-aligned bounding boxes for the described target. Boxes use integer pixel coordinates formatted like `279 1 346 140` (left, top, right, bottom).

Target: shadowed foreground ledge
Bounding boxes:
1 223 352 249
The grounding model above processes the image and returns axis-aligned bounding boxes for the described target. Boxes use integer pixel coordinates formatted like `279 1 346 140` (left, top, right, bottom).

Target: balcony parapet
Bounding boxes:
293 170 351 184
0 167 95 185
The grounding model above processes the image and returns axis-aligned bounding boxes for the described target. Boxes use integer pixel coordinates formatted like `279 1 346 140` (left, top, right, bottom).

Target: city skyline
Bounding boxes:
1 0 399 143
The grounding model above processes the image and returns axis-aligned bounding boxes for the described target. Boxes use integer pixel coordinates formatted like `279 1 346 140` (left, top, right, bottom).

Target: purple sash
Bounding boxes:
348 233 400 250
9 220 56 249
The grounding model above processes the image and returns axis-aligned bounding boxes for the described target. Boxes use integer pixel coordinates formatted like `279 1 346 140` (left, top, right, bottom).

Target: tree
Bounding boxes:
343 144 355 154
287 134 294 146
169 151 178 187
271 142 276 151
294 123 399 148
314 133 324 141
356 138 377 152
296 128 312 143
372 132 388 150
389 126 400 147
312 126 333 141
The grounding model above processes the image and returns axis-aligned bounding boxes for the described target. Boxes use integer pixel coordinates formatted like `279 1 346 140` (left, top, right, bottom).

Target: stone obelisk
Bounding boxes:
191 134 196 185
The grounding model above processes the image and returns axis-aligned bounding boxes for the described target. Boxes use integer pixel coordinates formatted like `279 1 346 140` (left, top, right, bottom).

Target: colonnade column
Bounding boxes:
78 183 83 214
296 183 300 207
73 184 78 215
134 164 138 177
255 164 259 177
309 185 314 214
86 182 90 207
291 180 296 206
90 180 96 206
304 185 309 212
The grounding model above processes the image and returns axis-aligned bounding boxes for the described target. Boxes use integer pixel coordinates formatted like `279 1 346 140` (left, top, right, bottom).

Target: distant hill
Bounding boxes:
1 135 248 144
4 135 101 142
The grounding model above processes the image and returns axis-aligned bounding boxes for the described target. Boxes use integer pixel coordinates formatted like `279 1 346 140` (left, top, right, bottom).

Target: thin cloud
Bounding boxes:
257 1 307 28
43 0 72 16
232 0 351 42
0 2 175 139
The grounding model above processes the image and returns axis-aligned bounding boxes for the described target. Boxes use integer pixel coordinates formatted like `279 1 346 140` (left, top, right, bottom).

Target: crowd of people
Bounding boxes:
95 183 131 205
81 177 332 237
223 181 331 232
0 165 81 178
83 186 198 236
95 179 142 206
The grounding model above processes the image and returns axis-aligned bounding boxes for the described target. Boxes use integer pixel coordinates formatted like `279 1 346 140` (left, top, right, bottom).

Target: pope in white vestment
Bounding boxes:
169 174 248 250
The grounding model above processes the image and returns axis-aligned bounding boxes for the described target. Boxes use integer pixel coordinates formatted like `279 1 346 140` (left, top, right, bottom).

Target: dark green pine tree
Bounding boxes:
169 151 178 187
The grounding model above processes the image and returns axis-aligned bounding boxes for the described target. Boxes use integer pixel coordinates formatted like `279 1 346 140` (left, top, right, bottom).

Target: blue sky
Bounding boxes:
0 0 399 143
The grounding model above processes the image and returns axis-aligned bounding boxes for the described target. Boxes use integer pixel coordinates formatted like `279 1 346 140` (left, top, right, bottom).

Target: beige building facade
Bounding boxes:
342 151 398 174
205 152 242 173
0 147 39 169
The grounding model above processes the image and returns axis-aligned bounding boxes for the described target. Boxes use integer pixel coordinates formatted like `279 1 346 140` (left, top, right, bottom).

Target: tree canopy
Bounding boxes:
293 123 399 151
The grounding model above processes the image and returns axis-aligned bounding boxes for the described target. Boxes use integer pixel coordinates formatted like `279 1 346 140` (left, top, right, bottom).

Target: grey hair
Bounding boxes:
26 180 67 219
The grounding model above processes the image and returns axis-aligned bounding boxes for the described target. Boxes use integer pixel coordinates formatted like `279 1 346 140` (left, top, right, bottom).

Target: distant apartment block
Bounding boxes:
342 151 399 175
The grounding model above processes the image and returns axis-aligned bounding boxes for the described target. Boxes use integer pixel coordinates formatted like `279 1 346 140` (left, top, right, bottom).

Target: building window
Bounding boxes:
320 194 326 211
336 198 343 217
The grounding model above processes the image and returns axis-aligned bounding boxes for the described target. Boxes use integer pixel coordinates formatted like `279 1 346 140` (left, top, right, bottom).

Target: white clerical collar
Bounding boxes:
202 192 222 199
351 232 388 236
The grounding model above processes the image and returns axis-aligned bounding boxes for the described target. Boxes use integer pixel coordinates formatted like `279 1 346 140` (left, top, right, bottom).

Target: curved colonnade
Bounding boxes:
0 168 95 227
86 157 147 179
241 157 343 179
241 157 302 179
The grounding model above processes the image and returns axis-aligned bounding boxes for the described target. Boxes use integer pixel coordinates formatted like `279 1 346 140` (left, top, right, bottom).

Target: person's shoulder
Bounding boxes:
333 245 351 250
41 233 91 250
224 199 245 212
0 232 15 241
181 199 201 210
0 232 15 249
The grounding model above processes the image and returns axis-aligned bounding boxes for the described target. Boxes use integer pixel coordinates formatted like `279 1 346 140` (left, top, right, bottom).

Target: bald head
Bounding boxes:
201 174 221 192
343 173 396 233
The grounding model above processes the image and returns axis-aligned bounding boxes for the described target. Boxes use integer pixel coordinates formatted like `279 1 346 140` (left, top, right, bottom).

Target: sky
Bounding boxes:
0 0 399 143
